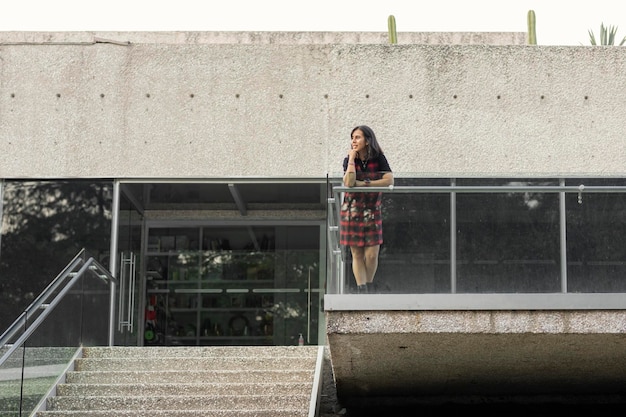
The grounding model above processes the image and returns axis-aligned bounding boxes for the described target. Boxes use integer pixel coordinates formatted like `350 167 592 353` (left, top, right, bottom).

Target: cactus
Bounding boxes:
388 15 397 44
527 10 537 45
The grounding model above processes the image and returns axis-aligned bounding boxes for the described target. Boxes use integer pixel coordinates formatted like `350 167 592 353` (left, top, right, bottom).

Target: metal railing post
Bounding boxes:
450 178 457 293
560 179 568 293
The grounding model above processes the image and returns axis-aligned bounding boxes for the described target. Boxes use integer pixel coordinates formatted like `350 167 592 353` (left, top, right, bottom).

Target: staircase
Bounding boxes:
33 345 323 417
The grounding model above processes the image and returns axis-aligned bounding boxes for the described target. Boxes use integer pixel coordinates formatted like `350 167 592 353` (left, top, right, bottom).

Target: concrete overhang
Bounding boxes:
325 294 626 408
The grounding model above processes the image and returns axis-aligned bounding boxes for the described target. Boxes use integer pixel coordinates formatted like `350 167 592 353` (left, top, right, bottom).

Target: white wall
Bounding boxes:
0 33 623 179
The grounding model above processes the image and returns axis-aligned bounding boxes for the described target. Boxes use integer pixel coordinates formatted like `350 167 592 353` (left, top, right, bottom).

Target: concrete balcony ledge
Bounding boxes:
324 295 626 408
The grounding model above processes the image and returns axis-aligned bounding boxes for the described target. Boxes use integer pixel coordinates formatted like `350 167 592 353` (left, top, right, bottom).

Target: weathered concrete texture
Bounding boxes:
320 346 345 416
0 31 526 45
326 310 626 334
326 310 626 406
0 32 623 180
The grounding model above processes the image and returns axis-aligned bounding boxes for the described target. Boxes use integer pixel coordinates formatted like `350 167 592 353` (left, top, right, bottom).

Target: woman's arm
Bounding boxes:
360 172 393 188
343 155 357 187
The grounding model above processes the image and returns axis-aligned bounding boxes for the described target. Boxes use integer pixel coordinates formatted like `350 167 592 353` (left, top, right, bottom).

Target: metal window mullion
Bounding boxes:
108 180 121 346
0 180 3 261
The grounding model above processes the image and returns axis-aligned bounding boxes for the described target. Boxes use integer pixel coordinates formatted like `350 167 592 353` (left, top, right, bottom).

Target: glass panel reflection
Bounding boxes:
0 180 112 332
455 180 561 293
566 183 626 292
143 182 324 210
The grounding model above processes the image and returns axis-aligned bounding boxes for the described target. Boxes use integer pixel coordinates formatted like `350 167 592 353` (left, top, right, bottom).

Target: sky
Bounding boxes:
1 1 626 46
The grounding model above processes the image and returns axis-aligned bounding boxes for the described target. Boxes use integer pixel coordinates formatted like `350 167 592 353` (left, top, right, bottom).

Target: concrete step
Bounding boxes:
56 382 311 397
65 369 314 384
81 346 317 358
34 410 308 417
46 394 311 410
73 356 317 371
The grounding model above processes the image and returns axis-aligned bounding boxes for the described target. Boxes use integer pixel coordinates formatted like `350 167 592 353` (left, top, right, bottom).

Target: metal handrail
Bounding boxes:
332 184 626 193
0 249 87 347
0 252 116 366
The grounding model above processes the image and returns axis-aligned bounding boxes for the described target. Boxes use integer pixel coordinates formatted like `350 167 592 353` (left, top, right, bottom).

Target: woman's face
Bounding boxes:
351 129 368 155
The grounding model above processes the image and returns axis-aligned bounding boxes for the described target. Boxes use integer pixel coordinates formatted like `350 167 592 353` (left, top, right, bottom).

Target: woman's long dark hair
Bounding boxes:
351 125 384 158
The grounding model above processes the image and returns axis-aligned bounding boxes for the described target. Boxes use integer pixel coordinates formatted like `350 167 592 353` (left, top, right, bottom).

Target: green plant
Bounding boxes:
388 15 397 44
589 23 626 45
527 10 537 45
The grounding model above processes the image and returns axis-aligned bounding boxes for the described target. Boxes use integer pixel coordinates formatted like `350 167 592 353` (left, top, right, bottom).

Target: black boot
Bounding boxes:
357 284 368 294
366 282 375 294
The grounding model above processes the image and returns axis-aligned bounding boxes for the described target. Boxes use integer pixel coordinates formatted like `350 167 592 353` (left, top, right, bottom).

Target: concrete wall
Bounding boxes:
0 32 624 179
0 31 526 45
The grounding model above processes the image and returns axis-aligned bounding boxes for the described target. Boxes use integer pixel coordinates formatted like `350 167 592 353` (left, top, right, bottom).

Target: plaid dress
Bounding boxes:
340 154 392 247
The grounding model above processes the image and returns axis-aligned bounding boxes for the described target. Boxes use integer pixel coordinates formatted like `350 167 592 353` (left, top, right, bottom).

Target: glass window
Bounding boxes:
0 180 113 331
144 224 321 346
142 182 324 211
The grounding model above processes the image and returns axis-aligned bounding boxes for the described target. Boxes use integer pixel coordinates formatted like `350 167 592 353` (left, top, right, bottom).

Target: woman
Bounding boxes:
340 125 394 294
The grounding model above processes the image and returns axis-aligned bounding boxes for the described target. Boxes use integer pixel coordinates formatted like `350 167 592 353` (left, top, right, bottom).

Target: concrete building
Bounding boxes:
1 30 625 412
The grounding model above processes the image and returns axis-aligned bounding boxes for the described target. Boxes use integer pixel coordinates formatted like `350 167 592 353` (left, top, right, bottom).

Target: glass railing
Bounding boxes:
326 176 626 301
0 249 115 416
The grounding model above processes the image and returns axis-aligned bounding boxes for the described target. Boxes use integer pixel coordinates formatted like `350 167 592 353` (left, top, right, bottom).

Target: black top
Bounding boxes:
343 154 392 179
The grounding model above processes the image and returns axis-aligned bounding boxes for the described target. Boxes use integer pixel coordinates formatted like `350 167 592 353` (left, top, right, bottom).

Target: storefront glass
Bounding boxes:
0 180 113 331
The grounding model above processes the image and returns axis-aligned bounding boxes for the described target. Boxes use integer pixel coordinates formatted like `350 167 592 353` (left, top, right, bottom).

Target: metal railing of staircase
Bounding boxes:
0 249 84 349
0 249 117 416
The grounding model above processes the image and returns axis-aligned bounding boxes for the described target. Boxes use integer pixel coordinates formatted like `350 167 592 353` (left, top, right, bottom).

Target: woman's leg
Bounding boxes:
363 244 380 283
350 246 367 286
